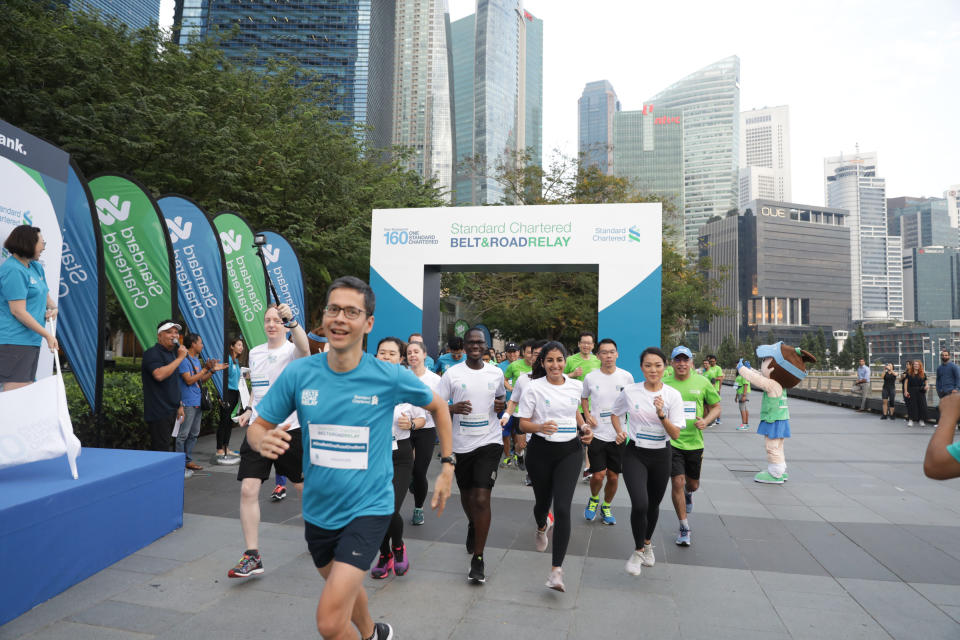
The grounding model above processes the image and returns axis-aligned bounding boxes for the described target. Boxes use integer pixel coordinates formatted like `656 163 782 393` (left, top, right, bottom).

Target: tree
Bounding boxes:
446 149 727 346
717 334 738 368
0 0 445 333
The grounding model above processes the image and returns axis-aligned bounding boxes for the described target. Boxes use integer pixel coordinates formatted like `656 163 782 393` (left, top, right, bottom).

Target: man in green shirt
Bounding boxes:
705 355 724 425
564 332 601 381
664 346 720 548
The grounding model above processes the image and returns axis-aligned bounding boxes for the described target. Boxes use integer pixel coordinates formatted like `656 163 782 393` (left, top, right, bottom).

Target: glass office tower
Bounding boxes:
392 0 454 199
450 13 475 204
648 56 740 254
522 10 543 170
68 0 160 30
579 80 620 175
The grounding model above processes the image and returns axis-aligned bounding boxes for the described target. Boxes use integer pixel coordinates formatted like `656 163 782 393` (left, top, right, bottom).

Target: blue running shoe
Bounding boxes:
584 495 600 521
676 525 691 546
600 503 616 525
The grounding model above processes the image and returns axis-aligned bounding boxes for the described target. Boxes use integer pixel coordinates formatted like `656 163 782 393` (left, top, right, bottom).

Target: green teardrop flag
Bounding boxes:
213 212 268 348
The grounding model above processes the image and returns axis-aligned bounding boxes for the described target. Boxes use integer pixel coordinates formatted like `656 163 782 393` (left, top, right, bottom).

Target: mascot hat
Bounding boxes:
756 341 817 389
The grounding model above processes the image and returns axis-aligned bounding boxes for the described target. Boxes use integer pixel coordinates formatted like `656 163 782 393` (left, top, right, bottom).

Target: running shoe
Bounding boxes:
227 551 263 578
906 420 914 427
676 525 691 546
736 423 750 431
270 485 287 502
184 468 194 479
216 454 240 465
640 543 655 567
516 454 526 471
714 419 721 426
535 516 553 552
411 507 425 526
685 491 693 513
880 414 887 420
753 471 785 484
372 622 394 640
371 553 393 579
625 550 644 576
466 521 475 554
500 456 513 469
524 473 533 487
581 469 591 483
392 544 409 576
584 495 600 521
545 567 565 592
600 503 616 525
468 555 485 583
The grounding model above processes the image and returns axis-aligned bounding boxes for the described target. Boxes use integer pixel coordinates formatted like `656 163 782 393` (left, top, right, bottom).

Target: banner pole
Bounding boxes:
254 243 281 305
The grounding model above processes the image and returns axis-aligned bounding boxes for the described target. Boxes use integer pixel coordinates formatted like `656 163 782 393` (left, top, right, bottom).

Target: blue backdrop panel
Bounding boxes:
597 266 662 380
0 448 184 625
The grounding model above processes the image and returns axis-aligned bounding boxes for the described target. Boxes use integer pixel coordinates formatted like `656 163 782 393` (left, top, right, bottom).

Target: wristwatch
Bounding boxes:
282 318 298 328
440 454 457 467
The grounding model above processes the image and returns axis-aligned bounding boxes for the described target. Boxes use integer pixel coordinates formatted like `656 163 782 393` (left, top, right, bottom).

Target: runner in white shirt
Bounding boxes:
228 303 310 579
370 337 427 579
517 341 593 592
581 338 634 525
437 328 506 584
610 346 684 577
405 340 442 526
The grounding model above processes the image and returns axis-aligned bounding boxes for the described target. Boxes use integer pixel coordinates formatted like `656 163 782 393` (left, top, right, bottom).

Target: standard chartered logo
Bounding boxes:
628 226 642 243
96 195 131 226
166 216 193 243
220 229 242 254
263 244 280 265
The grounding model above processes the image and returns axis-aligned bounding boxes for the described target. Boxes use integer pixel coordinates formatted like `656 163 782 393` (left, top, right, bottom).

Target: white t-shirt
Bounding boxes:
582 367 635 442
510 372 533 407
392 402 427 448
437 361 506 453
612 382 684 449
416 368 442 429
249 340 302 430
517 376 584 443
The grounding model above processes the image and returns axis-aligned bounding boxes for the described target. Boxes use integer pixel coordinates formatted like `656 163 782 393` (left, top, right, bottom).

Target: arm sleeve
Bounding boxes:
612 389 628 416
256 366 297 425
496 370 506 398
516 384 537 419
437 372 452 402
704 382 721 404
397 367 434 407
0 267 28 301
667 390 685 426
177 358 192 376
581 374 592 399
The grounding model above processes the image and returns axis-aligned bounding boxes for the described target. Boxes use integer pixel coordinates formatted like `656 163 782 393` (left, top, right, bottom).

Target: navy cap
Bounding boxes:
671 345 693 359
505 342 519 351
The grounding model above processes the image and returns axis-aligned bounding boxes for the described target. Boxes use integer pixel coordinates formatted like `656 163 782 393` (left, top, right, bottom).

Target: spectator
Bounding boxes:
936 350 960 399
0 225 58 391
176 333 225 472
904 360 932 427
855 359 871 411
880 363 897 420
216 336 245 464
141 320 187 454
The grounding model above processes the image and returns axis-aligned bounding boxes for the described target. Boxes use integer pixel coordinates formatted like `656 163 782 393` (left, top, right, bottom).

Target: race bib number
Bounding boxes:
599 408 613 425
308 424 369 469
683 401 697 423
459 413 490 436
547 417 578 443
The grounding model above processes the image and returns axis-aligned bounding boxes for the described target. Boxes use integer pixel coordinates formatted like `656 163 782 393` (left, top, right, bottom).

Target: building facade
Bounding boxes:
522 10 542 170
450 12 475 204
902 246 959 322
699 201 852 349
888 196 956 250
69 0 160 30
578 80 620 175
392 0 454 199
648 56 740 255
825 151 904 322
739 106 791 206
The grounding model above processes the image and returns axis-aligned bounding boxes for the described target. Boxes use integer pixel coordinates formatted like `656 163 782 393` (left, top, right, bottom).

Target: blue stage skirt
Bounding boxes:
757 419 791 439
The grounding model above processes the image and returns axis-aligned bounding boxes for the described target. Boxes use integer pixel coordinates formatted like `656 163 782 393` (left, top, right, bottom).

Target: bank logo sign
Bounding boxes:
95 194 131 226
166 216 193 243
263 244 280 265
629 226 642 243
220 229 242 254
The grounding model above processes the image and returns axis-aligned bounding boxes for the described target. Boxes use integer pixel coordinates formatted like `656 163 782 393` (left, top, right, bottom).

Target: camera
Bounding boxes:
253 233 267 247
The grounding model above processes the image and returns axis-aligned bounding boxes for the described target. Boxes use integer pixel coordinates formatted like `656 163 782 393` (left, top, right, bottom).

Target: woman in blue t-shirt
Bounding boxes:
0 225 58 391
216 336 246 463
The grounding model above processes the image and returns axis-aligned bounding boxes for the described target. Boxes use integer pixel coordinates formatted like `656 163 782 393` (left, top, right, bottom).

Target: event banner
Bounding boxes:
259 230 308 329
158 195 227 397
213 213 267 347
0 119 68 380
87 174 176 350
58 161 105 413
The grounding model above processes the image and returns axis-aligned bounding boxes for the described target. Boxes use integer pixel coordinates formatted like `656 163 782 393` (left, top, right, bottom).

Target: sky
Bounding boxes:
161 0 960 206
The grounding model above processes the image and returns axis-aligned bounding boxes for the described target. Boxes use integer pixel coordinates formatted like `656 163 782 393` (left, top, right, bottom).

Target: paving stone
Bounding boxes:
65 601 182 635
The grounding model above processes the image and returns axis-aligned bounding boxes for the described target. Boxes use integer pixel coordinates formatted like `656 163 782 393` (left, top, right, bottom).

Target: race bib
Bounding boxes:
459 413 490 436
250 372 269 389
599 408 613 425
683 401 697 423
547 417 578 443
308 423 369 469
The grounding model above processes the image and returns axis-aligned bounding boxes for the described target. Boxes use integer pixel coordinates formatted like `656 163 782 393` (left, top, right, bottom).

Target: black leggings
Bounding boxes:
218 388 239 450
381 439 413 555
410 427 436 508
621 445 671 550
525 436 582 568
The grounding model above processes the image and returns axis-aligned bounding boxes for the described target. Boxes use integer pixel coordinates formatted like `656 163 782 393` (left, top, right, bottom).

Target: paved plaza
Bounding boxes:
3 397 960 639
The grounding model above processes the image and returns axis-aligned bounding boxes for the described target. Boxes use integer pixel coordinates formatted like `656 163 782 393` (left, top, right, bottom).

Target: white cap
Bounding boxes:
157 321 182 333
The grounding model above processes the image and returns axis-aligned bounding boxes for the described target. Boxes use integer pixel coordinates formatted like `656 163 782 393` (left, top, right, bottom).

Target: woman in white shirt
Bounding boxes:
405 340 442 526
610 347 684 577
517 341 593 592
370 337 426 579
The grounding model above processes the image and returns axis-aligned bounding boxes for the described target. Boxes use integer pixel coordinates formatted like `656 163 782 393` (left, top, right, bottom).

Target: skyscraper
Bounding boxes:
647 56 741 254
392 0 454 199
887 196 956 250
739 105 791 207
171 0 206 45
825 151 903 322
902 247 959 322
450 1 541 205
202 0 396 150
68 0 160 30
578 80 620 174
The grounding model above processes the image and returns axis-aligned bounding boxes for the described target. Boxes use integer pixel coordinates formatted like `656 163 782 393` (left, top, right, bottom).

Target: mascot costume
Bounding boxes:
735 342 816 484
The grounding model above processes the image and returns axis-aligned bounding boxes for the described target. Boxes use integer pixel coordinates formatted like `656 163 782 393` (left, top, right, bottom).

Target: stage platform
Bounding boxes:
0 448 184 625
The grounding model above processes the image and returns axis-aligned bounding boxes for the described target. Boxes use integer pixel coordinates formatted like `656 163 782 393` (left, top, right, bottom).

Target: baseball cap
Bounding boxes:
157 320 182 333
671 345 693 360
505 342 519 351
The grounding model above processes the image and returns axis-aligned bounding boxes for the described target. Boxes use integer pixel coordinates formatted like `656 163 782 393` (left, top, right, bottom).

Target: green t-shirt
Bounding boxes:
665 373 721 450
663 366 675 382
504 359 532 403
564 353 601 381
706 365 724 391
735 375 751 395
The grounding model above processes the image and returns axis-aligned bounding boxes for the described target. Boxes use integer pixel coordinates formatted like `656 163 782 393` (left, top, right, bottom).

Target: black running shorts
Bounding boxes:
670 444 703 480
305 515 392 571
237 429 304 483
454 443 501 491
587 438 624 474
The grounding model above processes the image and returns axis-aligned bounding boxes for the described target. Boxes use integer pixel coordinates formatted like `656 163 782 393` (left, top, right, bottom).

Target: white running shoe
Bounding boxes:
545 567 565 592
640 543 655 567
535 517 553 553
906 420 914 427
625 550 644 576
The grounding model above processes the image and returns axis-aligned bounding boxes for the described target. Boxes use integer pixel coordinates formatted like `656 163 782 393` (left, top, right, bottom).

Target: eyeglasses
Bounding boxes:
323 304 365 320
